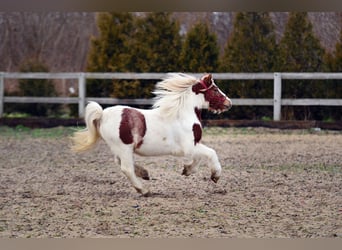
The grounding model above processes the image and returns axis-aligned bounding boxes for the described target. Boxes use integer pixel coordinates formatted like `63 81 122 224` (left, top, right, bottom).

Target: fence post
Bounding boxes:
78 73 86 117
273 72 282 121
0 73 4 118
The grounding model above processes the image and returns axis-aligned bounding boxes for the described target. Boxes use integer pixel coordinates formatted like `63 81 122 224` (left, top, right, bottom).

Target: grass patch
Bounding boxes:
3 112 31 118
259 163 342 174
204 126 342 136
0 125 78 138
223 163 341 174
203 127 259 136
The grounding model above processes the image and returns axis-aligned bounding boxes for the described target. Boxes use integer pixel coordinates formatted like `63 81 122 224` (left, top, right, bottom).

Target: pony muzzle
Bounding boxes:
224 98 232 111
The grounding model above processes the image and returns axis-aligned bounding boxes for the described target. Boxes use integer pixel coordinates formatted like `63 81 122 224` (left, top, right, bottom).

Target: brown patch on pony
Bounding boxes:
192 123 202 145
203 85 228 111
119 108 146 148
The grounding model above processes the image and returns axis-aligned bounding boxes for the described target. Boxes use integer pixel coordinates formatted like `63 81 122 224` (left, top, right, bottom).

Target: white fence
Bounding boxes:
0 72 341 120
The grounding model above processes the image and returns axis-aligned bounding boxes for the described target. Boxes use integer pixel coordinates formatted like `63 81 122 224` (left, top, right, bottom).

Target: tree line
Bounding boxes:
7 12 342 120
86 12 341 121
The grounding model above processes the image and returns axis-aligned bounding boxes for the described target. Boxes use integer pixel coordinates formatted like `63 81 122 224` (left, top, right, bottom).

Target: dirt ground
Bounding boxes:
0 127 341 238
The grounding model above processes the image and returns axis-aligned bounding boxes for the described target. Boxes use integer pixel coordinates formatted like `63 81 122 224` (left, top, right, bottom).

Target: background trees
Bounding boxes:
129 12 182 73
276 13 325 72
323 28 342 121
0 12 96 72
111 12 183 99
1 12 341 120
86 12 184 99
87 12 220 100
276 12 326 120
219 12 277 119
4 59 61 117
326 27 342 72
180 21 219 73
86 12 135 97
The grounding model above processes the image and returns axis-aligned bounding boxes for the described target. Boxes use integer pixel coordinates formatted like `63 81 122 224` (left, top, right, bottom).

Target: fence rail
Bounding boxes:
0 72 341 120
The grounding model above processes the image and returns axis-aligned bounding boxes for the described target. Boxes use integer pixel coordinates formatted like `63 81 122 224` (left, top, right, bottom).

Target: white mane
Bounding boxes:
152 73 198 117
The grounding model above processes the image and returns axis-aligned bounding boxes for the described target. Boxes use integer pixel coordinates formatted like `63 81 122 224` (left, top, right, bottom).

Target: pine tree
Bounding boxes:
111 12 182 99
277 12 324 72
180 21 219 73
220 12 277 73
86 12 135 97
328 28 342 72
335 30 342 71
277 12 326 120
219 12 277 119
130 12 182 72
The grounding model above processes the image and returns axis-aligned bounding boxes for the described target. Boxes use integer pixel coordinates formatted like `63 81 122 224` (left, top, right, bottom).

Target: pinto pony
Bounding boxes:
71 73 232 196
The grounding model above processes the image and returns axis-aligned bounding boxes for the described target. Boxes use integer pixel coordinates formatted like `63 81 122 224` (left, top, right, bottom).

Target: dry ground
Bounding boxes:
0 127 341 238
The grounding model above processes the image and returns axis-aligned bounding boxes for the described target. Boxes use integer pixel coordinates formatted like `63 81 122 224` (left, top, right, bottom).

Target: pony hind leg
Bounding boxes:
108 144 150 196
115 156 150 180
119 153 150 196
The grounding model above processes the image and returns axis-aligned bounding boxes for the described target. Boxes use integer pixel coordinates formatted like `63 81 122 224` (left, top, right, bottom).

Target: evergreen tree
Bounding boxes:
220 12 276 73
277 12 326 120
86 12 135 97
130 12 182 72
277 12 324 72
180 21 219 73
335 29 342 72
326 28 342 72
219 12 277 119
112 12 182 99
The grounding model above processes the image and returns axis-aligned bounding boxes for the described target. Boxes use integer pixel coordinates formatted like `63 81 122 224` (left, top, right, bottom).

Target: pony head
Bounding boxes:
192 74 232 113
153 73 232 118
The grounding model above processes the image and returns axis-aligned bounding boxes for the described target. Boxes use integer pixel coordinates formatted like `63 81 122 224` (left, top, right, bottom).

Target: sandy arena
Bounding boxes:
0 127 341 237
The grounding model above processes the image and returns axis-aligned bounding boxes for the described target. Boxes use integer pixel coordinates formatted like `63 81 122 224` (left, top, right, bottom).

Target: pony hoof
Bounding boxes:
210 174 220 183
181 168 189 176
142 191 151 197
135 187 151 197
182 164 192 176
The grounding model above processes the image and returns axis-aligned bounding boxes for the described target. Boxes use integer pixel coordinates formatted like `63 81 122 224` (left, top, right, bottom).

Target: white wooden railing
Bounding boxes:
0 72 341 120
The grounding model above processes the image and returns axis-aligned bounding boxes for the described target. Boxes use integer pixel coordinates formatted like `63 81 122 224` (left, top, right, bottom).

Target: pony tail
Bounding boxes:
71 101 103 152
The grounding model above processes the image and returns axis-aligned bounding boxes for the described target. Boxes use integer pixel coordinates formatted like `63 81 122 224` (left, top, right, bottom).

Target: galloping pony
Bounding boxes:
71 73 232 196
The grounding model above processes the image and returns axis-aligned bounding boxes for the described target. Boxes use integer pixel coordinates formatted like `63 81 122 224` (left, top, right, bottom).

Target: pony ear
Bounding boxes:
202 73 212 84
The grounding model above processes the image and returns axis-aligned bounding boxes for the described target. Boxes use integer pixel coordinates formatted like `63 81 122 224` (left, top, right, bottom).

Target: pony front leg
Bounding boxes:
192 143 222 183
119 155 150 196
